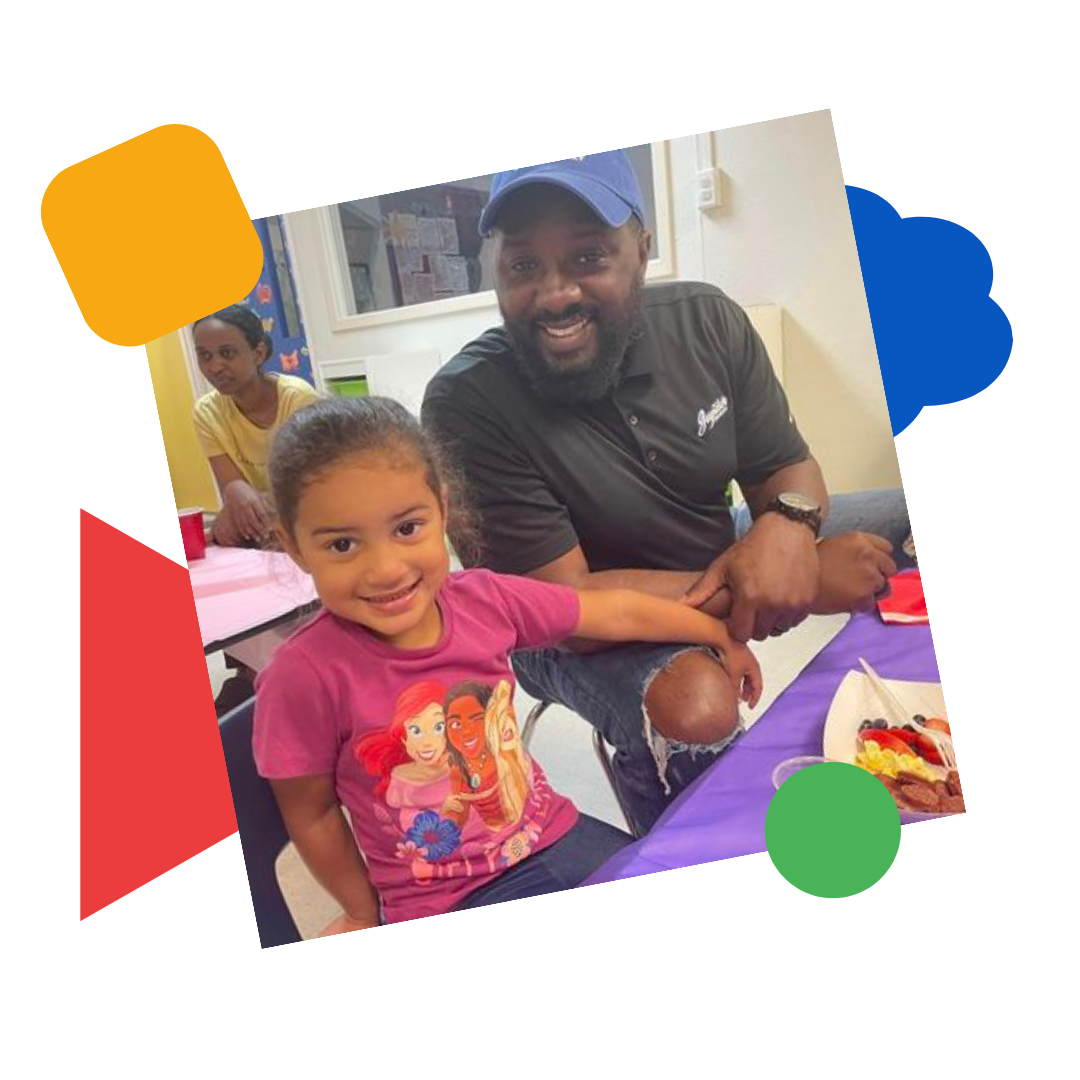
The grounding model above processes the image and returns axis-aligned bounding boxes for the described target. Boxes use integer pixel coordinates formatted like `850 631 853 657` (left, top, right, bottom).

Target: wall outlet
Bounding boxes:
697 168 722 210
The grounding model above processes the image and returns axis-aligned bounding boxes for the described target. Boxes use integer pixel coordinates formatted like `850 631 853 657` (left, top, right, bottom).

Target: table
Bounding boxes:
584 611 940 886
190 545 320 655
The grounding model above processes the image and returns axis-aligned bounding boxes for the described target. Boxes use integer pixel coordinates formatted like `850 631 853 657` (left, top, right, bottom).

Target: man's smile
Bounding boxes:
536 312 596 357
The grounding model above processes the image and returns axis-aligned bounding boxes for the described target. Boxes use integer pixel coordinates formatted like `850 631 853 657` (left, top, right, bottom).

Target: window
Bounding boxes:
333 144 661 318
337 176 489 313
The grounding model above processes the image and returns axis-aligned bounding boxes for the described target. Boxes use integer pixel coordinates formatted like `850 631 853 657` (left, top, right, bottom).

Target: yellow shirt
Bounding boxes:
192 374 319 492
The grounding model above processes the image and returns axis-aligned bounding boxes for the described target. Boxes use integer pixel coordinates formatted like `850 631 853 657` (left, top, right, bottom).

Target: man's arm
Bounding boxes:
683 453 895 640
737 457 830 524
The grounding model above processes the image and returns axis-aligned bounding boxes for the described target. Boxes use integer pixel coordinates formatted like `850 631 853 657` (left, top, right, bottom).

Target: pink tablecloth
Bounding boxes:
585 611 941 885
189 545 319 650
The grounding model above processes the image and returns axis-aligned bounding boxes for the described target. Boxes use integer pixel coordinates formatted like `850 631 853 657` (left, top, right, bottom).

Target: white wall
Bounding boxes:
697 111 902 493
283 112 900 495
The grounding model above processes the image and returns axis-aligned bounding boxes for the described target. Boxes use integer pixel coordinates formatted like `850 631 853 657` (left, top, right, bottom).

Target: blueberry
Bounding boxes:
872 719 888 730
913 714 926 724
859 720 872 731
903 724 917 733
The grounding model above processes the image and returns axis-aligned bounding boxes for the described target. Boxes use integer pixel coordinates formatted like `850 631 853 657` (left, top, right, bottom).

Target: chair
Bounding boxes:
218 698 302 948
520 700 637 835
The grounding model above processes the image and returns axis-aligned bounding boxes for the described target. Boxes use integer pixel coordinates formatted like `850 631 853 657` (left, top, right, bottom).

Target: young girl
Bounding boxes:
191 304 318 548
253 396 762 933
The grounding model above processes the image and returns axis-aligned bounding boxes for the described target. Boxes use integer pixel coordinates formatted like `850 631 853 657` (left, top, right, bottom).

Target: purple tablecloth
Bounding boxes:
584 611 939 885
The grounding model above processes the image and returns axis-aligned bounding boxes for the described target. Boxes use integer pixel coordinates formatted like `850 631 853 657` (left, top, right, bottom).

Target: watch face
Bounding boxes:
780 492 820 514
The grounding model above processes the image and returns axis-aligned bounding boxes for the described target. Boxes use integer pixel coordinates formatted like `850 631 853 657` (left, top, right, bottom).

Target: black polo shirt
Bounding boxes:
422 280 810 576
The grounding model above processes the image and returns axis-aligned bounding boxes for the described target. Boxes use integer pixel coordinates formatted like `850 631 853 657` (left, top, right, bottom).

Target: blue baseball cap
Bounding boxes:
478 149 645 236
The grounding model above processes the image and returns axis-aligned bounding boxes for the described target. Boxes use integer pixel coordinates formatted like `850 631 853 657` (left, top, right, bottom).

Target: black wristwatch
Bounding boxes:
762 492 823 538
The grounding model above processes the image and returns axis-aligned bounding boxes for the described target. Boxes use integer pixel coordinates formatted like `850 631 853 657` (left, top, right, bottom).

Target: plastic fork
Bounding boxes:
857 657 956 770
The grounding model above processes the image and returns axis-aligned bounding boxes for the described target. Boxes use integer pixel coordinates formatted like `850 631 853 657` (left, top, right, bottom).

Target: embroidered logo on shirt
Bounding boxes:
697 396 729 437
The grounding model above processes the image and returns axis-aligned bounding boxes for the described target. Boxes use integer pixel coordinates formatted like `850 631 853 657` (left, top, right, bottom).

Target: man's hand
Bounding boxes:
812 532 897 615
682 514 820 642
719 640 763 708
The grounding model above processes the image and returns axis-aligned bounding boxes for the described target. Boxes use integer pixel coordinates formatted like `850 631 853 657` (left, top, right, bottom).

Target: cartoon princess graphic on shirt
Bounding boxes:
439 681 509 832
355 681 450 822
485 679 533 824
356 679 550 882
355 682 487 876
440 679 536 834
483 679 548 867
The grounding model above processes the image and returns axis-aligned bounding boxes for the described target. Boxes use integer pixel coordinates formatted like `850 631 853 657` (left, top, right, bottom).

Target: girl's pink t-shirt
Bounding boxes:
253 569 582 924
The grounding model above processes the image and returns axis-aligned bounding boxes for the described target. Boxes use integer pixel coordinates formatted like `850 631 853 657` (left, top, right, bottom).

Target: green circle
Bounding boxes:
765 762 900 897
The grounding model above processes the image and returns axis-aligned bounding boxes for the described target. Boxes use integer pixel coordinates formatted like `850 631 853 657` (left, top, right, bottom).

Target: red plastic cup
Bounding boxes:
178 507 207 561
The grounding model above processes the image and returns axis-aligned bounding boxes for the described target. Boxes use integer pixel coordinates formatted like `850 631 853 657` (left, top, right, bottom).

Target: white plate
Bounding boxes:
823 670 952 822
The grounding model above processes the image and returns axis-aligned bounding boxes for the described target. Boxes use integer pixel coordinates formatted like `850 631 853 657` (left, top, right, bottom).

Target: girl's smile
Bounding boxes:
360 577 422 614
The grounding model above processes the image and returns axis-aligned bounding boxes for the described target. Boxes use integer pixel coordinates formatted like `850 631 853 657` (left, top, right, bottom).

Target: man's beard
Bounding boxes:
504 286 645 406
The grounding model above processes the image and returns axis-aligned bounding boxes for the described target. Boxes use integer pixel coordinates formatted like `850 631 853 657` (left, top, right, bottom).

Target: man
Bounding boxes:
422 150 908 835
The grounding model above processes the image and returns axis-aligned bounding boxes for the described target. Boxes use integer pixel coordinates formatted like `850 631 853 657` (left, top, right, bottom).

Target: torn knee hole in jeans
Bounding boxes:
640 649 744 796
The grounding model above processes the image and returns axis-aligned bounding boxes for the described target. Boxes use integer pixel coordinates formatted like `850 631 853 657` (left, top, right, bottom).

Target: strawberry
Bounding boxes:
913 734 943 766
889 728 921 748
860 731 915 757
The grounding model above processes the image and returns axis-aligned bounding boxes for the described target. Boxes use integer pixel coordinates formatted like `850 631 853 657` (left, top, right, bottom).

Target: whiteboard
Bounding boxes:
364 351 444 415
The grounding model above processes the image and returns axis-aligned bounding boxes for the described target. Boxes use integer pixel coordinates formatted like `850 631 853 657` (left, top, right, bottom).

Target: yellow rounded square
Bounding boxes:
42 125 264 346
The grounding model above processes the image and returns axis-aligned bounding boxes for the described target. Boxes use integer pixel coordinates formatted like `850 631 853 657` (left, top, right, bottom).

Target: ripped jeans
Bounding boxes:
511 487 913 837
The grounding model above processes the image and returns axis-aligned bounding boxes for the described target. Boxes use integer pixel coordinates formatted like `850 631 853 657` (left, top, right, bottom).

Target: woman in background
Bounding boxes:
190 303 319 713
191 304 318 548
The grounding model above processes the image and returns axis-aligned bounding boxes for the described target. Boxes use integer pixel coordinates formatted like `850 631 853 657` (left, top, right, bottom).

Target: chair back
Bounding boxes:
219 698 302 948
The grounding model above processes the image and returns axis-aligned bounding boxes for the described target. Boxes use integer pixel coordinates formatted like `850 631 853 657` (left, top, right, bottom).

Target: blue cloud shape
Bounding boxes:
847 186 1012 435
